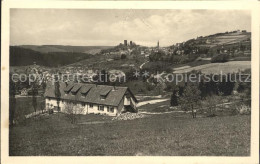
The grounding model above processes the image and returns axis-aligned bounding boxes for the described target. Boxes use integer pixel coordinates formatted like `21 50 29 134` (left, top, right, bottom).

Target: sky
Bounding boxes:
10 9 251 47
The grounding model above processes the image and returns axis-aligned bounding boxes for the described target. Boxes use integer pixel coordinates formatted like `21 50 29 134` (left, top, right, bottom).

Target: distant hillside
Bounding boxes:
191 30 250 47
167 30 251 57
19 45 113 54
173 30 250 49
10 46 93 67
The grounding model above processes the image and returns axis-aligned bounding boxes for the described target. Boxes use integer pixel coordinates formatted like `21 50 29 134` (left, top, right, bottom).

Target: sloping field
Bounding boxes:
199 33 250 47
215 34 250 45
10 113 250 156
173 61 251 74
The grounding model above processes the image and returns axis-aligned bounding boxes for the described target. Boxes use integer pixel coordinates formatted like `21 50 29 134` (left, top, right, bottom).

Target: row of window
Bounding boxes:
46 100 115 113
98 105 114 113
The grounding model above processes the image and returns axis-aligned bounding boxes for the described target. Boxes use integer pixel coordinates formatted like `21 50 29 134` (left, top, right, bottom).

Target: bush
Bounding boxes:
48 109 54 114
121 54 127 59
237 105 251 115
211 54 229 63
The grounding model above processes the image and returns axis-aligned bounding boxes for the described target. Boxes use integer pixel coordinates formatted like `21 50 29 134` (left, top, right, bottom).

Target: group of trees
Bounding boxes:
169 71 251 117
9 74 16 126
9 73 40 125
149 50 201 66
211 54 229 63
9 67 48 125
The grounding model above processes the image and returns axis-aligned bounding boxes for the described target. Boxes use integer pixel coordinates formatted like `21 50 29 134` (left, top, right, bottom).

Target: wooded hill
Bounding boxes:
19 45 112 54
10 46 93 67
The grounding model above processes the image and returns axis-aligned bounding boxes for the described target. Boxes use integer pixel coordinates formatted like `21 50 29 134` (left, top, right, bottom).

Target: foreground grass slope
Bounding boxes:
10 113 250 156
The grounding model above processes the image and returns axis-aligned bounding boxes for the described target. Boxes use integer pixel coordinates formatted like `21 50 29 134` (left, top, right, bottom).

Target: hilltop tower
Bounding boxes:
157 40 159 49
124 40 127 46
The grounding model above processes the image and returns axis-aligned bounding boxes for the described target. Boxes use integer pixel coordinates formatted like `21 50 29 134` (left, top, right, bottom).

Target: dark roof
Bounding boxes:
71 83 82 93
64 84 74 92
44 82 137 107
80 85 93 94
100 87 111 96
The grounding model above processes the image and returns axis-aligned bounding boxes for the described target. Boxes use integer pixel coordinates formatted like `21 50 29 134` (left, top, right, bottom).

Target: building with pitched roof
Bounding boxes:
44 82 138 116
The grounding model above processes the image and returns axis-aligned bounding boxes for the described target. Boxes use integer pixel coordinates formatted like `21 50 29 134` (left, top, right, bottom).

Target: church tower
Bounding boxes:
157 40 159 49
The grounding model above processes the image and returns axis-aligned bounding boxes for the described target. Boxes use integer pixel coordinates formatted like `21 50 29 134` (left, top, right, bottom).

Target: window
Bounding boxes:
81 94 86 98
100 95 106 100
107 106 114 113
110 107 114 113
99 105 104 111
89 103 93 108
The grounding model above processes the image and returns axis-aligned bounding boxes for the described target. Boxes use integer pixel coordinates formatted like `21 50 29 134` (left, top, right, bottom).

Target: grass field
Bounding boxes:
173 61 251 74
13 96 45 121
10 113 250 156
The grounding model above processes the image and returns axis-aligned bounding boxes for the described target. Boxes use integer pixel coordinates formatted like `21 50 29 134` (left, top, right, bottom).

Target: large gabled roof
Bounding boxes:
44 82 137 106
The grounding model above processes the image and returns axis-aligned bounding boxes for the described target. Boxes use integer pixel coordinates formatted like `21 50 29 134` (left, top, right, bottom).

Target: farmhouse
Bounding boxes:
44 82 138 116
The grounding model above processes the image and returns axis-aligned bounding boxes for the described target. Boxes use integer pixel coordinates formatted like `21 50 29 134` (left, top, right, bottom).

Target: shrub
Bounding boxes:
237 105 251 115
211 54 229 63
121 54 127 59
170 90 178 106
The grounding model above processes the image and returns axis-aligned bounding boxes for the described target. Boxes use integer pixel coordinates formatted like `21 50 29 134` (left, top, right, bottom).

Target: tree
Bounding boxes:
179 83 201 118
121 54 127 59
204 95 222 117
9 73 16 126
170 89 179 106
63 101 84 124
211 53 229 63
31 82 38 113
54 77 61 112
64 102 76 124
217 73 235 96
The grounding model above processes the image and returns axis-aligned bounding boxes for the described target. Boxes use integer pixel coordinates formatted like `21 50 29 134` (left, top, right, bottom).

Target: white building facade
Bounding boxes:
45 82 137 116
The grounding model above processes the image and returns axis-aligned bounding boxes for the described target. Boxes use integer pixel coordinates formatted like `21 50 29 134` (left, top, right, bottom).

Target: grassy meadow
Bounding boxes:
173 61 251 74
13 96 45 122
10 113 250 156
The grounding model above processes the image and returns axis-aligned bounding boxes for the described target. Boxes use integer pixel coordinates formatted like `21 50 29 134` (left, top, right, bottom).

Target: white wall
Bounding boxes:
124 96 137 108
124 96 130 105
45 98 118 116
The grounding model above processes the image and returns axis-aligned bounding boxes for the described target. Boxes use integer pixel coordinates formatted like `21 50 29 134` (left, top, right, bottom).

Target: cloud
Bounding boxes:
10 9 251 46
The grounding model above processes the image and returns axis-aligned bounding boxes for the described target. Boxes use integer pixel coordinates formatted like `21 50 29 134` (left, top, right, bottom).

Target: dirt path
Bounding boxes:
78 121 109 125
139 111 185 115
137 98 169 107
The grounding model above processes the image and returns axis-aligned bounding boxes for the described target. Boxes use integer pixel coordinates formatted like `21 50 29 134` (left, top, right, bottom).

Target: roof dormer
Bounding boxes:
71 84 81 95
100 88 111 100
